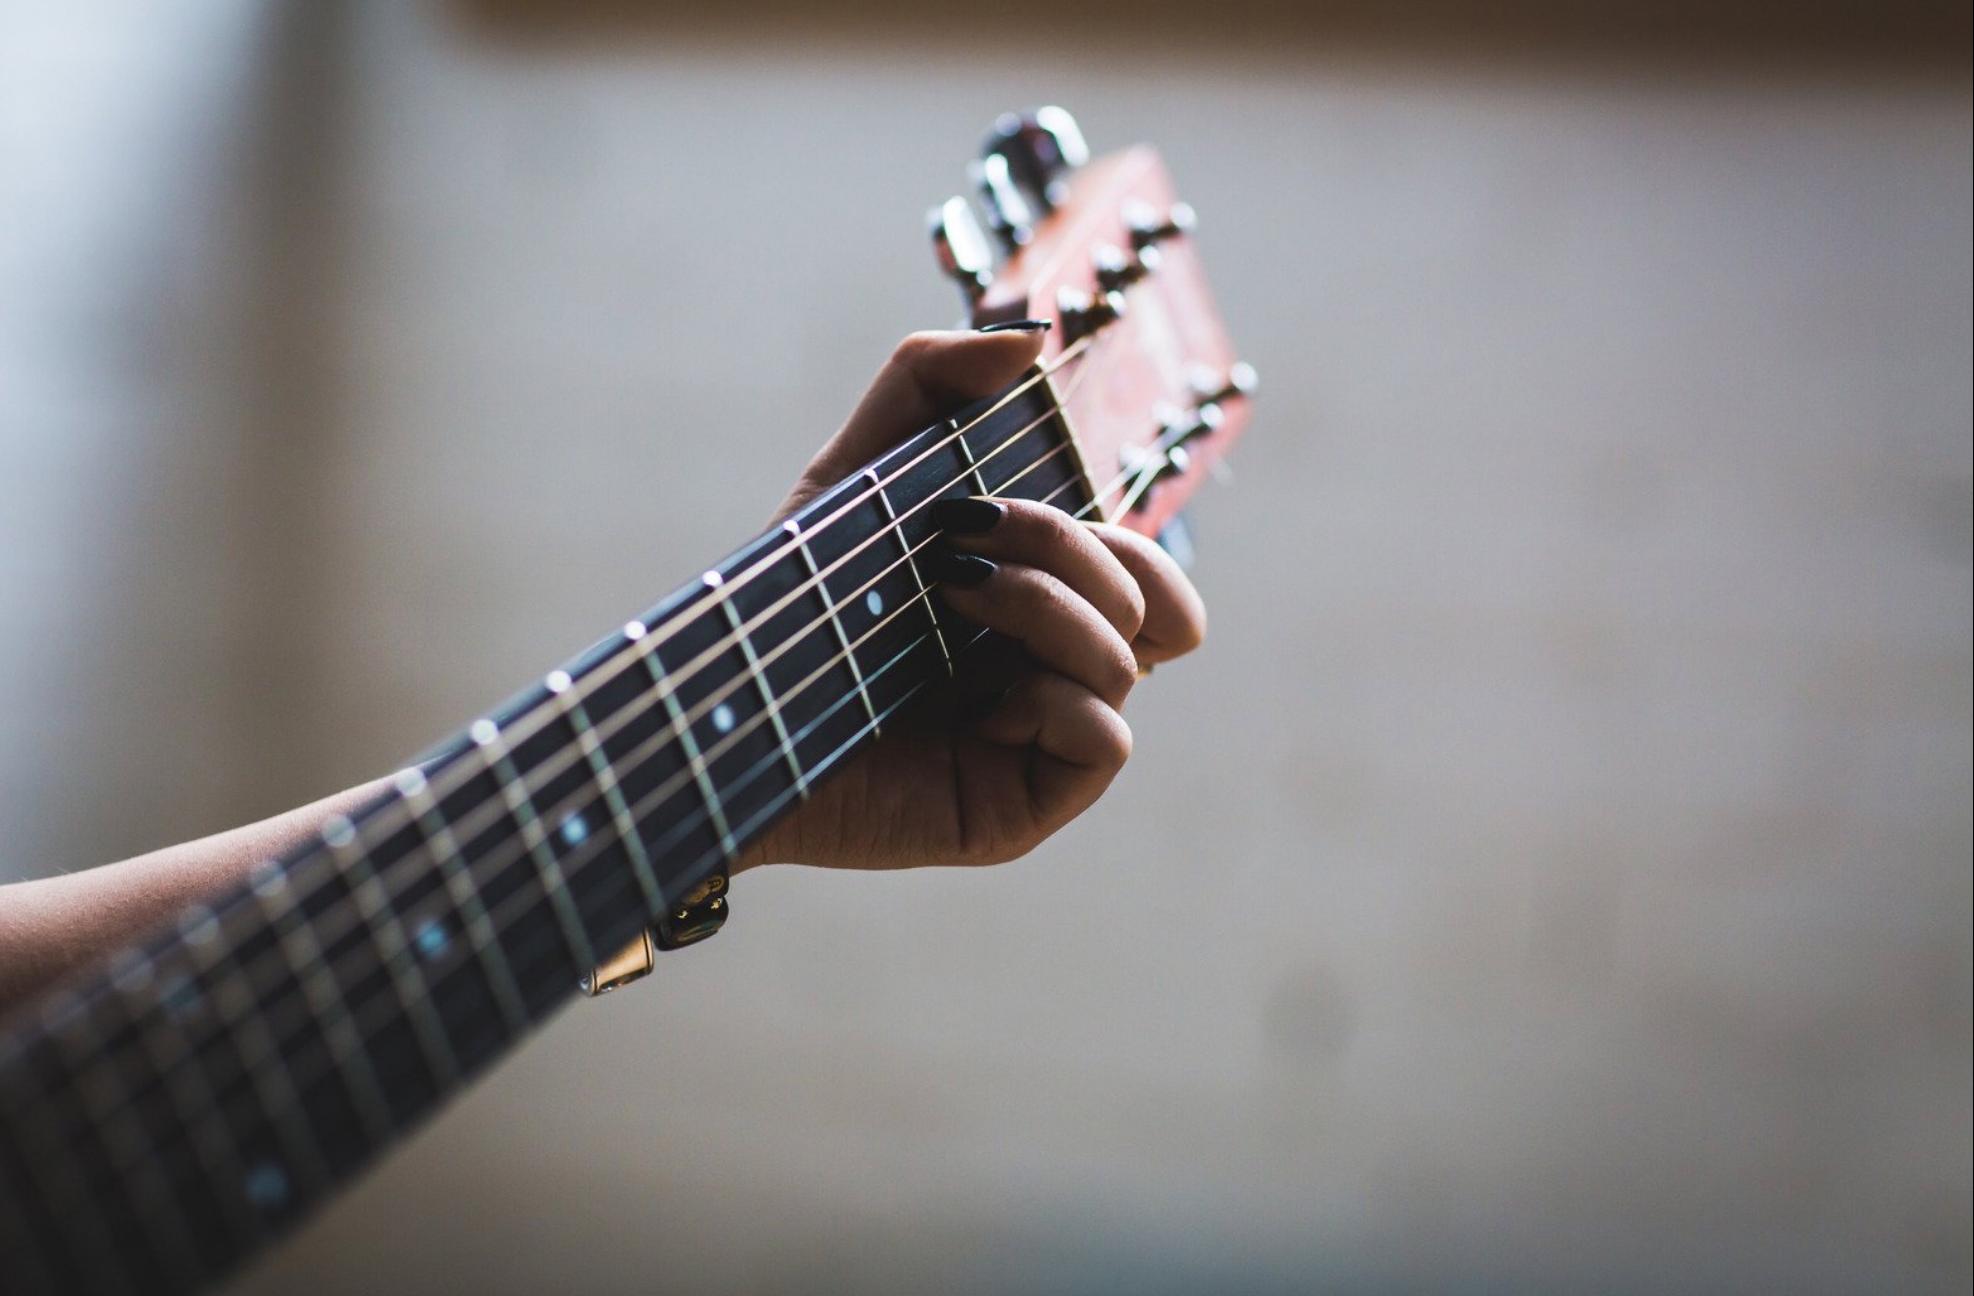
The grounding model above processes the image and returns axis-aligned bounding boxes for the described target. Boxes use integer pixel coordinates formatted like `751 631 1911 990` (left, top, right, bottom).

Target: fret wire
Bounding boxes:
211 880 336 1203
5 471 1089 1219
641 635 740 871
226 367 1083 979
0 1011 142 1293
475 726 598 973
868 469 954 674
46 991 208 1288
0 407 1088 1188
0 380 1101 1296
221 399 1071 994
951 416 993 497
552 674 667 920
795 522 879 730
159 907 299 1246
718 587 809 799
398 771 532 1035
35 597 972 1202
263 887 398 1144
324 828 462 1094
113 931 272 1264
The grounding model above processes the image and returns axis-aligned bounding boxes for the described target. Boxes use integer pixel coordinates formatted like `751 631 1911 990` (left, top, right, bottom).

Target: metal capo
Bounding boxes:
579 871 729 995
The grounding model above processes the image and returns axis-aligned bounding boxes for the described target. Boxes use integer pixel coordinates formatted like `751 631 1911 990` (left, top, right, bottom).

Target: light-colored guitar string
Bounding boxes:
10 333 1129 1154
27 328 1179 1216
33 464 1094 1193
21 327 1157 1146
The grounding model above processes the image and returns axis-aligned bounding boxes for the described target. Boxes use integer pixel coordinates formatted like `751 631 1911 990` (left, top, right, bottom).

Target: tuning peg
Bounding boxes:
1126 199 1197 250
983 106 1090 215
1188 361 1258 408
972 151 1035 251
1057 285 1127 343
1168 400 1225 446
1093 242 1159 293
929 197 994 302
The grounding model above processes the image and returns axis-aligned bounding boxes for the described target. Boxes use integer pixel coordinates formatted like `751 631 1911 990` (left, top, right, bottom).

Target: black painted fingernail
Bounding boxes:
922 547 997 587
931 496 1005 534
976 318 1052 334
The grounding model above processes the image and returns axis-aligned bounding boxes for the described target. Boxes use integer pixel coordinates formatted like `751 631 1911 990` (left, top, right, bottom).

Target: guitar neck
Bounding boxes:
0 371 1089 1295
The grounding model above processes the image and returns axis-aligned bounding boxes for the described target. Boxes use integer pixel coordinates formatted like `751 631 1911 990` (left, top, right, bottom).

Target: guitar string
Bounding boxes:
16 332 1206 1234
7 351 1234 1279
7 304 1239 1269
9 335 1129 1151
303 335 1098 881
14 328 1175 1165
29 467 1090 1208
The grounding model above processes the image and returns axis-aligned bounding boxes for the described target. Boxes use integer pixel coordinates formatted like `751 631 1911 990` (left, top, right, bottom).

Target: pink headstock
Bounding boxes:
932 109 1256 542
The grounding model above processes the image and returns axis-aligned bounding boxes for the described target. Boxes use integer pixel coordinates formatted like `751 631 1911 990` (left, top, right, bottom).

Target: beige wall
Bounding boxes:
1 3 1968 1292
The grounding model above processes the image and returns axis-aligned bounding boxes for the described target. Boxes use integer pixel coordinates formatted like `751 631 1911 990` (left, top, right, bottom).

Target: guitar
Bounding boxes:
0 107 1255 1294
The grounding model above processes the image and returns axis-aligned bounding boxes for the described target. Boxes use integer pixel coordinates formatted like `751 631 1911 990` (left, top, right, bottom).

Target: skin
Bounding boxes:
0 329 1206 1013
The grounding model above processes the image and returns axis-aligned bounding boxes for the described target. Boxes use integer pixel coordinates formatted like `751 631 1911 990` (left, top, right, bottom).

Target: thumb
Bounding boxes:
780 326 1049 516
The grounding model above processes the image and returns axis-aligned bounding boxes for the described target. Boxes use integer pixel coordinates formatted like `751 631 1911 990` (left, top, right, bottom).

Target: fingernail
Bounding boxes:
922 547 997 587
976 318 1052 334
931 496 1005 534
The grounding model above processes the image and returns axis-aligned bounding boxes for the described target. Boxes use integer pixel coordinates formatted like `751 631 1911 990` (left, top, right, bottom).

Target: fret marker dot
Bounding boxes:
414 918 450 961
244 1162 289 1211
702 570 724 588
111 952 153 994
559 812 589 847
250 860 286 898
624 620 647 640
712 703 736 734
181 907 219 945
545 669 572 694
321 815 356 849
160 975 201 1021
866 590 884 616
470 718 499 746
393 766 427 796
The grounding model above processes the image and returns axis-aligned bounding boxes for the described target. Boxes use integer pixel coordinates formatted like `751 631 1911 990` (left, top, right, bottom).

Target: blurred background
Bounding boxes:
2 2 1968 1292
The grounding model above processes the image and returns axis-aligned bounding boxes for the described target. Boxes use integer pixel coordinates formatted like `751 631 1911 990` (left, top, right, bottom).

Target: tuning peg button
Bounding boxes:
1126 200 1197 250
984 106 1090 215
930 197 994 302
1188 361 1258 408
972 151 1035 252
1057 286 1128 343
1093 242 1159 292
1170 401 1225 446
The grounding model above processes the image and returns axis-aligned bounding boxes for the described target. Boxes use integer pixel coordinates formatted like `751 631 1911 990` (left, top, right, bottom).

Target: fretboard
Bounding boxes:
0 371 1090 1295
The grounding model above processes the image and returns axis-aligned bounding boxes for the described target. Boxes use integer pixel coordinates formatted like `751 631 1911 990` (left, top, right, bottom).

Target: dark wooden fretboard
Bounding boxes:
0 372 1090 1295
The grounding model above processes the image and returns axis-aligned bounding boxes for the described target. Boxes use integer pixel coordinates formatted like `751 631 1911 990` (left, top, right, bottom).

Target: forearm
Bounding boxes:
0 777 391 1017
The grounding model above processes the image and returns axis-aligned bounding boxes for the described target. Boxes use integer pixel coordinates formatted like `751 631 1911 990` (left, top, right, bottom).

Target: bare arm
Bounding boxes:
0 329 1207 1019
0 779 389 1013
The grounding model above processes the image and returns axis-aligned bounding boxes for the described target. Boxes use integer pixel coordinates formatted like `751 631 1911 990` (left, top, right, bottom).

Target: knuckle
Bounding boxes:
892 330 944 365
1117 578 1148 641
1098 636 1140 700
1094 706 1134 768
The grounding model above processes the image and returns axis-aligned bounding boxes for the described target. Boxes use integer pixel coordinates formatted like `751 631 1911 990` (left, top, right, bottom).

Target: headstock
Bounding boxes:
929 108 1256 542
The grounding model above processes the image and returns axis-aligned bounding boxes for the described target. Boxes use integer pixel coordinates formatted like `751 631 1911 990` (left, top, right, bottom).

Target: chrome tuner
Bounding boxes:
1157 443 1194 481
972 151 1035 251
1126 199 1197 250
982 106 1091 214
1171 401 1225 447
1093 242 1158 293
930 196 994 302
1189 361 1258 408
1058 285 1128 343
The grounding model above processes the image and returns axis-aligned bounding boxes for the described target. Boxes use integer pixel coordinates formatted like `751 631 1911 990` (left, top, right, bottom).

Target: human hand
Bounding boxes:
738 329 1206 872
